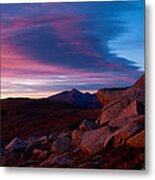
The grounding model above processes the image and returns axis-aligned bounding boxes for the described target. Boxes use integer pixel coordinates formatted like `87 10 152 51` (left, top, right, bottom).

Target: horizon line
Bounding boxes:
1 86 131 100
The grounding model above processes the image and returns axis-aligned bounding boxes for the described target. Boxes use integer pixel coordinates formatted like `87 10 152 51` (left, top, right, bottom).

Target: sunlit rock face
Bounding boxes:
97 87 128 108
99 74 145 126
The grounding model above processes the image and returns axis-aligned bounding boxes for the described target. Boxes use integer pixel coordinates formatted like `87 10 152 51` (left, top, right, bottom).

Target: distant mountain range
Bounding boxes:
47 88 102 109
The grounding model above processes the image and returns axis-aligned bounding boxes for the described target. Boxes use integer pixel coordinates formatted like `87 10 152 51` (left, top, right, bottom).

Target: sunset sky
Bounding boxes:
1 0 144 99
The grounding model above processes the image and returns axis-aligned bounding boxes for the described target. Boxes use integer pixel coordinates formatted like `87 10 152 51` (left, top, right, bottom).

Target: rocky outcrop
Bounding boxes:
78 74 145 157
99 74 145 125
6 137 27 153
118 101 144 119
79 119 100 131
51 136 72 153
97 87 128 107
40 152 73 167
80 126 111 156
21 139 41 161
126 130 144 148
104 115 144 148
32 149 48 160
72 130 84 146
108 114 144 131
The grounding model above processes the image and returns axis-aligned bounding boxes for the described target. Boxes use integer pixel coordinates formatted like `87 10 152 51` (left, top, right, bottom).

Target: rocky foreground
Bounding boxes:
0 74 145 169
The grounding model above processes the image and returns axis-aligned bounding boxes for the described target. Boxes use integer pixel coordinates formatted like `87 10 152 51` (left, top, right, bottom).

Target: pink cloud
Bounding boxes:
1 14 101 59
1 14 138 98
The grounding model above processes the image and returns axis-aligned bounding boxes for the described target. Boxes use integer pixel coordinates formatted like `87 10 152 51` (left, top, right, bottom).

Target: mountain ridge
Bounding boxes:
47 88 102 109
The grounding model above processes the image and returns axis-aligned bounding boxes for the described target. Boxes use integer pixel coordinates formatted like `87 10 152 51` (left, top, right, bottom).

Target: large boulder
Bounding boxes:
32 149 48 160
37 136 48 143
40 152 73 167
4 137 28 165
99 74 145 126
97 88 128 107
26 136 38 144
6 137 27 153
104 116 144 148
118 101 144 119
48 132 58 141
51 136 72 153
72 130 84 146
79 119 100 131
126 130 144 148
80 126 111 156
109 115 144 131
21 140 41 161
58 131 72 139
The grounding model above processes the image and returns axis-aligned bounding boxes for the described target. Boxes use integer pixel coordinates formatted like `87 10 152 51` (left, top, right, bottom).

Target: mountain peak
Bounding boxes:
48 88 102 109
70 88 80 93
